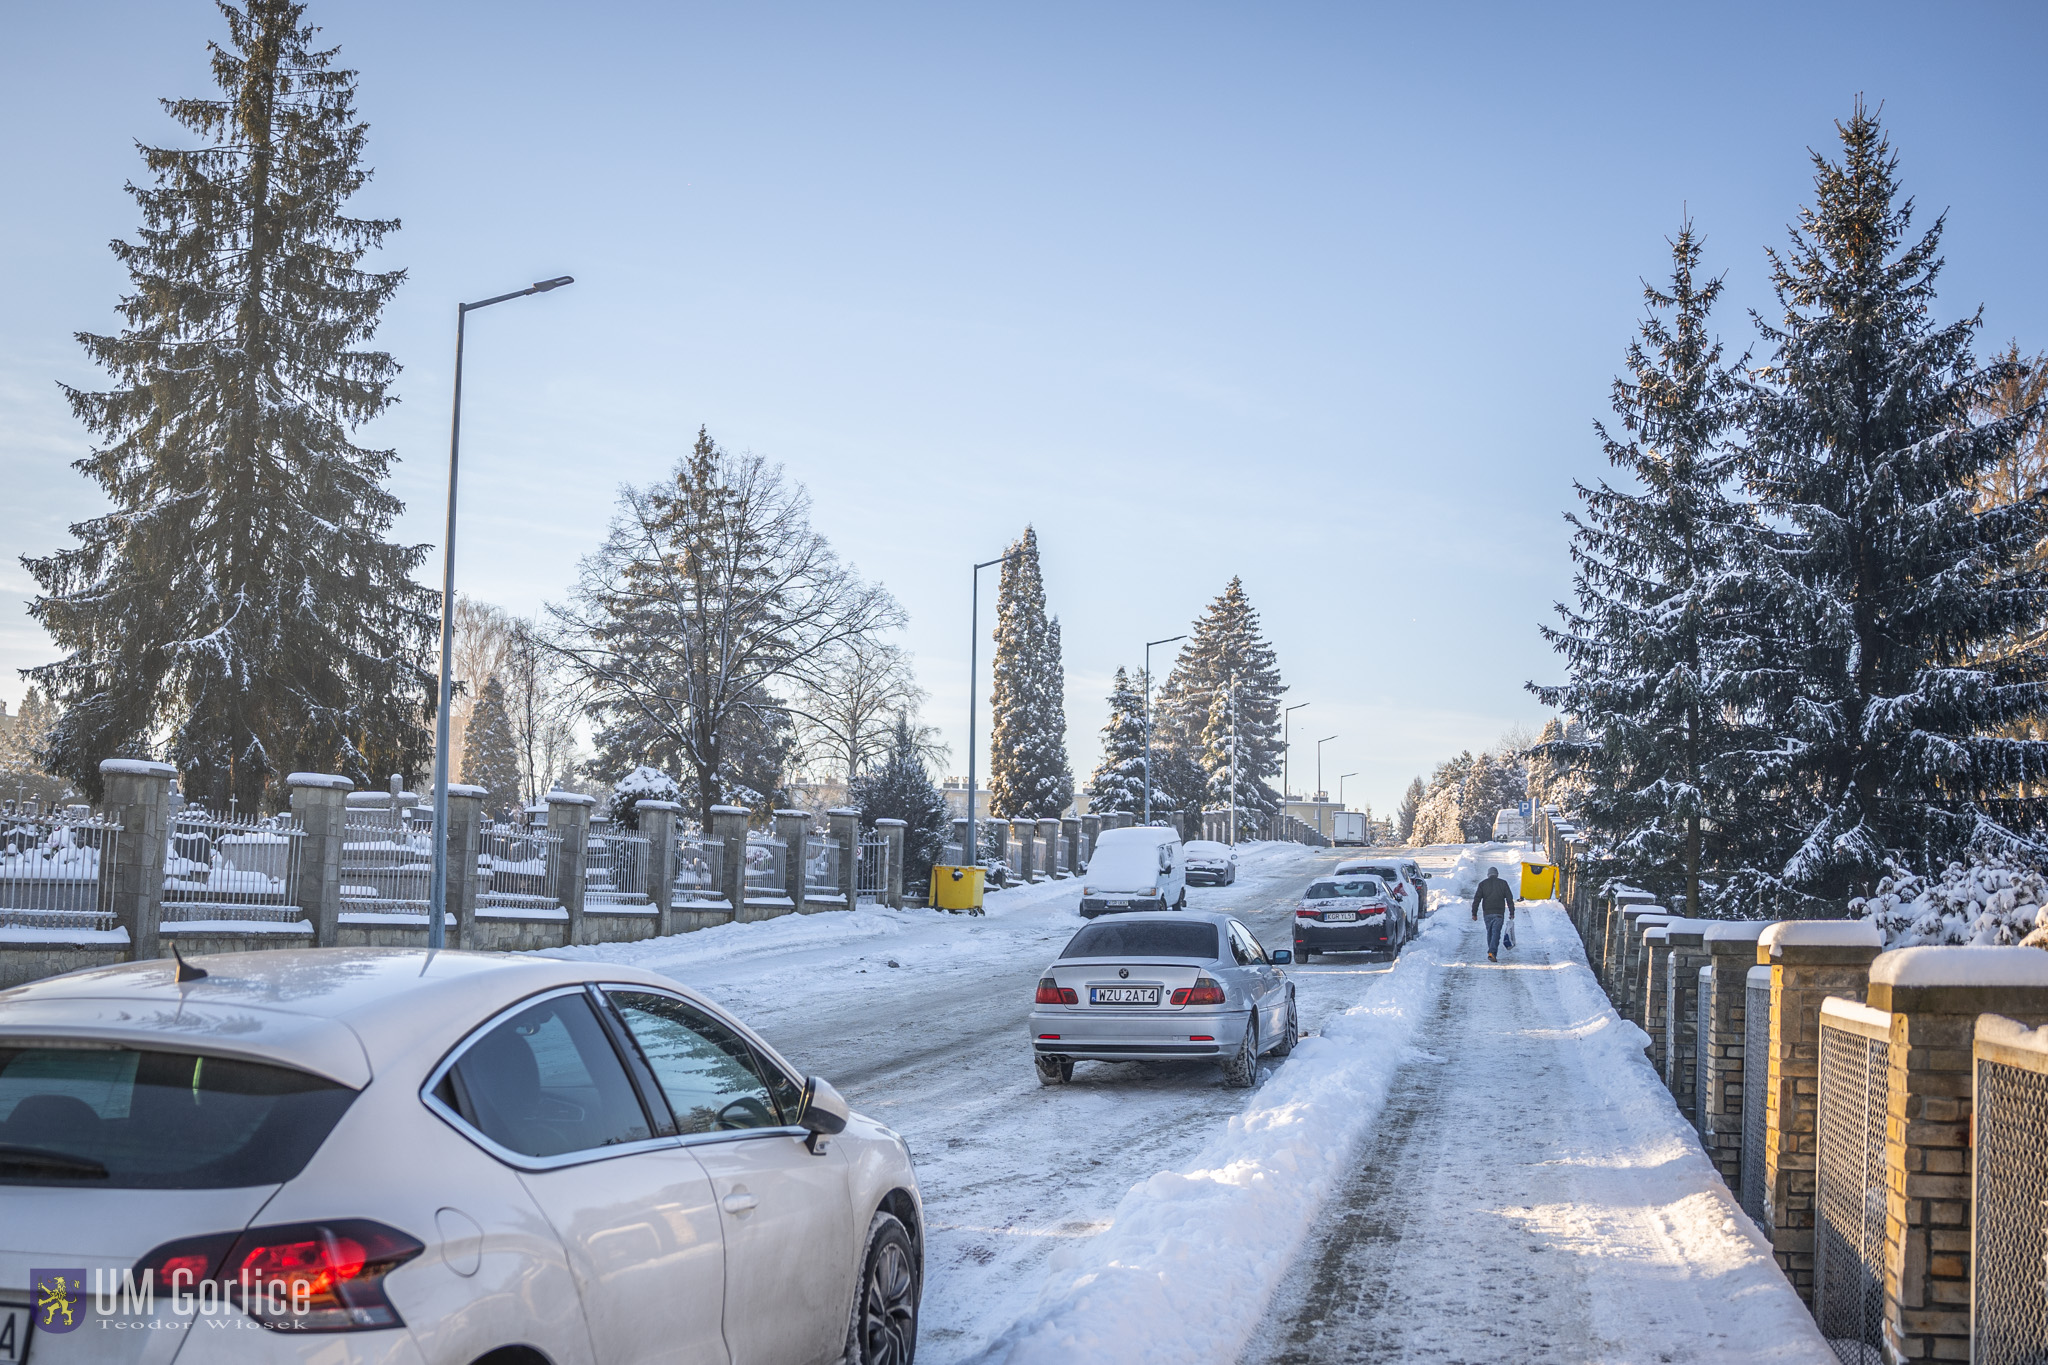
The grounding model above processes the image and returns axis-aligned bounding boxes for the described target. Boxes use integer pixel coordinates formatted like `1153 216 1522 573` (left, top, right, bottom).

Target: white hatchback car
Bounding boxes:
0 949 921 1365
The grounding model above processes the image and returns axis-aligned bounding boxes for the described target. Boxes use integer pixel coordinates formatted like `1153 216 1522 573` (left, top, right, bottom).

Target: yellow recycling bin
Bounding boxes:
1521 860 1558 901
930 864 986 913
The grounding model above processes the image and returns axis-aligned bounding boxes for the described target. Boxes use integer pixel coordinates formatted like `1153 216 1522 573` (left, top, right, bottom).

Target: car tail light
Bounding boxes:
136 1220 423 1333
1190 1035 1214 1042
1035 978 1078 1005
1171 978 1226 1006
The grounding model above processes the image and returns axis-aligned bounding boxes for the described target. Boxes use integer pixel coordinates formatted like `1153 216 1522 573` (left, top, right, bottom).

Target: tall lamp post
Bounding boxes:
428 275 575 951
1282 701 1309 804
1313 735 1338 842
1338 772 1357 807
965 550 1023 874
1141 634 1186 826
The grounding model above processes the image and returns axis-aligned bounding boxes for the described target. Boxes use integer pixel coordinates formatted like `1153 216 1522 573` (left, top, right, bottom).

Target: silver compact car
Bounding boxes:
0 949 922 1365
1029 912 1297 1089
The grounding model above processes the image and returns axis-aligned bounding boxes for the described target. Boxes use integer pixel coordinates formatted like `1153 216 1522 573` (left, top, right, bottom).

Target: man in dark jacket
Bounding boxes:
1471 866 1516 962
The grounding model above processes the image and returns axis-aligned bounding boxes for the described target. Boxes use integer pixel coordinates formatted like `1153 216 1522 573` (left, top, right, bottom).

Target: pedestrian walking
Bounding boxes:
1471 865 1516 962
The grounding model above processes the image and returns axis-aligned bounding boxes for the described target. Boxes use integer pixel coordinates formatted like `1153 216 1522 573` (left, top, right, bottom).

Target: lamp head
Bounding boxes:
531 276 575 293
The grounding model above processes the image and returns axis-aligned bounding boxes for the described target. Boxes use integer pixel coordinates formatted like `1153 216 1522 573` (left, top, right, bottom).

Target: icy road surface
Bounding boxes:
548 842 1829 1364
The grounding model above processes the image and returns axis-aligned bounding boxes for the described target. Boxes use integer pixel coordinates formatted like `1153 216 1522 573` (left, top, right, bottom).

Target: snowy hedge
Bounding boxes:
1855 855 2048 949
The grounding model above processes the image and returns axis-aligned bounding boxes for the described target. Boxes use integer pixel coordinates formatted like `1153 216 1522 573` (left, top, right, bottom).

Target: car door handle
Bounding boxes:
722 1192 759 1215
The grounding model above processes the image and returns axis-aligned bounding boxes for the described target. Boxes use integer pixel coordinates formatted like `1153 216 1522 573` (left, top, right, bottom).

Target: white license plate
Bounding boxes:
1324 910 1358 922
0 1303 29 1364
1090 986 1159 1005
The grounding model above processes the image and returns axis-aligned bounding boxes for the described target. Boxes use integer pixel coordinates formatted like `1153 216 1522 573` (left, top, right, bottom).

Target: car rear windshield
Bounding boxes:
1305 878 1384 899
1060 921 1221 960
0 1045 356 1188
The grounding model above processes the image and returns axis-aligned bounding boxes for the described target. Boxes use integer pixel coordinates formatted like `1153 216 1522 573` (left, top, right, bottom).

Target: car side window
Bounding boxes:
1227 923 1261 965
445 993 653 1159
608 991 792 1134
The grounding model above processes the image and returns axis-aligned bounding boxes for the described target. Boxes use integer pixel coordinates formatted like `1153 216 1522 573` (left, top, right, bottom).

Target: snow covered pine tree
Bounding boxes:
24 0 435 809
1089 667 1149 817
1159 578 1286 833
1396 776 1424 844
459 676 524 819
988 527 1074 821
1532 220 1766 915
1741 103 2048 910
850 716 951 896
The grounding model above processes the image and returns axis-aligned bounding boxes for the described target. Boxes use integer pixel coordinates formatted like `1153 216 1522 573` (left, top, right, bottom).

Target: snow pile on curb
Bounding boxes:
1439 841 1530 898
974 905 1460 1365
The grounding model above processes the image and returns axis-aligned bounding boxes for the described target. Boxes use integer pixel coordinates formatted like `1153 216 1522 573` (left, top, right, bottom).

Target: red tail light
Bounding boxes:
1035 977 1078 1005
1171 978 1227 1006
136 1220 423 1333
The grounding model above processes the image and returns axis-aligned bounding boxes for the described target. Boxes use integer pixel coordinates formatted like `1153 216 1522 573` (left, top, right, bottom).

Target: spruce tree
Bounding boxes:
850 715 950 893
1742 103 2048 909
1089 666 1148 815
1160 578 1286 825
459 676 523 817
1395 776 1423 844
988 527 1073 818
1532 221 1765 913
23 0 433 809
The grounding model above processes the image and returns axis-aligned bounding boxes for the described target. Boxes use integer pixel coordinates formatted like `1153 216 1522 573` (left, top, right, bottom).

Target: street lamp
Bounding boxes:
1338 772 1357 807
1282 702 1309 803
965 550 1024 874
428 275 575 951
1315 735 1338 800
1141 634 1187 826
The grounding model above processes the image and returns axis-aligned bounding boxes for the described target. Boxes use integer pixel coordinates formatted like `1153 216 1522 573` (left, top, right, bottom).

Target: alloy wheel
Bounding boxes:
861 1237 917 1365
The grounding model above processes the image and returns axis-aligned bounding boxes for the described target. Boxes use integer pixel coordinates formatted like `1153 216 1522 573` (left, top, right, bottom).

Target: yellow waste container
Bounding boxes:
1521 861 1558 901
930 864 986 913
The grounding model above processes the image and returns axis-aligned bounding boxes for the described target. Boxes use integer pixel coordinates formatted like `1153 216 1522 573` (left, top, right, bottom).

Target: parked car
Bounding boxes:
1182 839 1238 886
1336 856 1430 932
0 949 922 1365
1029 912 1296 1088
1294 873 1406 960
1078 826 1186 917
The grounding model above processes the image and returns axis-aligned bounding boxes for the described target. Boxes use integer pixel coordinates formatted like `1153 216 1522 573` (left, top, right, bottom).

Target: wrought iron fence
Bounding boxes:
478 821 563 911
341 806 432 917
856 833 888 902
805 835 841 896
0 806 121 931
163 808 305 923
586 828 652 907
1814 999 1892 1365
1694 966 1711 1137
1971 1016 2048 1365
673 833 723 902
1006 835 1025 879
1742 966 1772 1226
744 835 787 898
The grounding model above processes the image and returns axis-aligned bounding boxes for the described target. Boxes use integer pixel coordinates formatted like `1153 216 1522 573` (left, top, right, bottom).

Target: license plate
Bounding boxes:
1090 986 1159 1005
1324 910 1358 922
0 1302 29 1364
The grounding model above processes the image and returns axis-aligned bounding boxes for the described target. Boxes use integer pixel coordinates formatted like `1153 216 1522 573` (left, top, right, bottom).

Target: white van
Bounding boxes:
1079 826 1187 917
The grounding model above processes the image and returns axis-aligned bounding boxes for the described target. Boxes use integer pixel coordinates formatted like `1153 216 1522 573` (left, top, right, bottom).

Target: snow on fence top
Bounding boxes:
285 772 354 790
1748 964 1773 987
548 790 598 807
1820 995 1893 1032
1659 918 1714 937
98 758 176 778
1869 945 2048 990
1646 925 1669 940
1703 920 1769 942
1976 1013 2048 1057
1761 920 1882 952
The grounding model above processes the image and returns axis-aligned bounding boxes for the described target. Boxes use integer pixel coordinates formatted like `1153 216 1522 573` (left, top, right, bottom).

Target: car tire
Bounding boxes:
845 1210 920 1365
1221 1013 1259 1088
1271 995 1298 1057
1294 942 1312 963
1035 1055 1073 1085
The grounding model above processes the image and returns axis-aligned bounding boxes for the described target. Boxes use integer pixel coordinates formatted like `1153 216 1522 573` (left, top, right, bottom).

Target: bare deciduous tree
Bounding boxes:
788 637 928 781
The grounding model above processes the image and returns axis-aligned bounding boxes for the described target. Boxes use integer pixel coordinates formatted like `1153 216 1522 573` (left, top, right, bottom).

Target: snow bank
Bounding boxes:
1438 842 1528 898
1869 945 2048 989
977 901 1460 1365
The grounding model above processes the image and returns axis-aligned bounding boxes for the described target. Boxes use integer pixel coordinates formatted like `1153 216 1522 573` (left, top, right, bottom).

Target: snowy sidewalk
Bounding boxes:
1242 903 1831 1364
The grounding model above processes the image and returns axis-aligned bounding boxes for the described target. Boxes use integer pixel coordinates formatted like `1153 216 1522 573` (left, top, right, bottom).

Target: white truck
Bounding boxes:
1332 811 1368 846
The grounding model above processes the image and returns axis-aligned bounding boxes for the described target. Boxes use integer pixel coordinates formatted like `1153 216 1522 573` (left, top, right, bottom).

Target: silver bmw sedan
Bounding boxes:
1028 912 1298 1089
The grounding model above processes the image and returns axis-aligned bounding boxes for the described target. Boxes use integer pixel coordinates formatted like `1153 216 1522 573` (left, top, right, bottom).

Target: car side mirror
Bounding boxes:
1271 949 1293 964
797 1075 849 1152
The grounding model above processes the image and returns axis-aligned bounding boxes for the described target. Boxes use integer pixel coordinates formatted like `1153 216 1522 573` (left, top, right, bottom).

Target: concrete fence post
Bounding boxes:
548 789 596 945
775 810 811 913
1061 817 1080 876
1757 920 1883 1304
1612 900 1662 1011
1701 921 1769 1188
287 772 352 948
988 819 1010 881
1037 818 1061 877
1081 814 1101 864
828 809 861 905
445 785 485 949
710 806 750 911
1664 920 1710 1114
1629 911 1674 1029
1643 922 1674 1063
874 819 906 908
1862 948 2048 1363
1016 821 1037 882
638 801 681 935
98 759 176 963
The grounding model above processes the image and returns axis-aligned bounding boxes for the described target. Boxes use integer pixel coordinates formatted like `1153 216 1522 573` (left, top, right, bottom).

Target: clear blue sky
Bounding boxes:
3 1 2044 816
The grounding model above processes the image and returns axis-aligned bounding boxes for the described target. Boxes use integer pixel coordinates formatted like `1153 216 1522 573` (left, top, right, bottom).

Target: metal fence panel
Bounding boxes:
1695 967 1712 1137
164 809 305 922
478 822 563 911
744 836 787 897
1972 1044 2048 1365
0 807 121 931
586 830 652 906
805 836 840 895
673 835 723 902
856 834 888 902
1742 972 1772 1225
341 808 431 916
1814 1012 1891 1365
